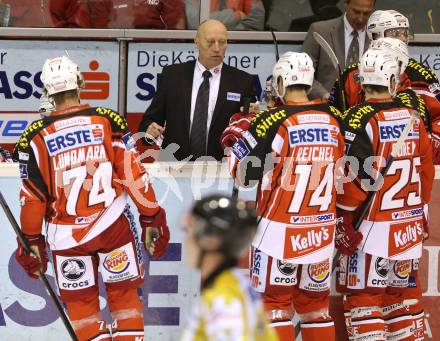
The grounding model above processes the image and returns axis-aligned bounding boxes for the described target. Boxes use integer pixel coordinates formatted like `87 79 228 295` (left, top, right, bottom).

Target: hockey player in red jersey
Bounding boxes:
329 10 440 165
336 48 434 341
13 56 170 341
221 51 345 341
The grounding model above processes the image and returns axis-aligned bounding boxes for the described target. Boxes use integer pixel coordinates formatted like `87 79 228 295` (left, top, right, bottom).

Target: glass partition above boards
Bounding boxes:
1 0 189 29
265 0 440 34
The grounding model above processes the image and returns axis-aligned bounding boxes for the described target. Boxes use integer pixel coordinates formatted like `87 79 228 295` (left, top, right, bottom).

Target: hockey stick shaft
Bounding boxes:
271 31 279 61
331 111 418 266
0 191 78 341
312 32 347 111
353 113 417 230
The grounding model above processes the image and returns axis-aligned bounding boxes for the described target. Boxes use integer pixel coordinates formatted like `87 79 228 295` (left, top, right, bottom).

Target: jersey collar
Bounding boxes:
366 98 394 103
51 104 91 116
285 98 323 106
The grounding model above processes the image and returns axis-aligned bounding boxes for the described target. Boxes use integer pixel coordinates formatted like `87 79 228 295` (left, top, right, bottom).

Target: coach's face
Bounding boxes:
345 0 375 31
195 19 228 70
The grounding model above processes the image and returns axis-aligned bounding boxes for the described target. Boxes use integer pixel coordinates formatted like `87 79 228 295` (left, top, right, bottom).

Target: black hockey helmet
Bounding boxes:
190 194 258 258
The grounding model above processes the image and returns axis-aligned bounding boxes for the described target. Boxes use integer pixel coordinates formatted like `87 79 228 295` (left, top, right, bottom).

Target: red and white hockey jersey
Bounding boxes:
229 100 345 264
14 104 159 250
338 99 435 260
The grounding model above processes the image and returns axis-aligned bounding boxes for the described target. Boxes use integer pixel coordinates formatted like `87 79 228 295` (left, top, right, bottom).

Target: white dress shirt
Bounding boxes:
343 14 366 65
189 60 223 135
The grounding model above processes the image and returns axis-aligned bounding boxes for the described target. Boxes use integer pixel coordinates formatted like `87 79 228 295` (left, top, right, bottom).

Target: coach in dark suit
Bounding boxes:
139 19 256 161
303 0 375 100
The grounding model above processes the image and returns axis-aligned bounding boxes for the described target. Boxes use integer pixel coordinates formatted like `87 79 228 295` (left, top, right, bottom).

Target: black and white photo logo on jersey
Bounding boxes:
277 260 296 276
61 259 86 281
375 257 388 278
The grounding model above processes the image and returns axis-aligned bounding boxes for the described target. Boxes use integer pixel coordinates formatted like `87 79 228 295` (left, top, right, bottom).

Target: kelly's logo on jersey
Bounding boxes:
103 250 130 274
283 225 333 259
288 124 339 147
389 220 423 257
378 119 419 142
44 124 104 155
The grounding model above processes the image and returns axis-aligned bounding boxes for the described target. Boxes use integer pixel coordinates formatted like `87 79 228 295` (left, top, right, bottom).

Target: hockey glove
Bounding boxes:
220 112 254 150
15 234 48 279
140 207 170 257
335 209 363 256
0 147 12 162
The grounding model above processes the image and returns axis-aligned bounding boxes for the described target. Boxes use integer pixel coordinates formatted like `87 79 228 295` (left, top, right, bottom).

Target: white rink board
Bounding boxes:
0 163 259 340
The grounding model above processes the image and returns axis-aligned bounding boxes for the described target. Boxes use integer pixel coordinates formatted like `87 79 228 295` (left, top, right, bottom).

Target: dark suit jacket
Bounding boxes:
139 60 256 161
303 16 370 99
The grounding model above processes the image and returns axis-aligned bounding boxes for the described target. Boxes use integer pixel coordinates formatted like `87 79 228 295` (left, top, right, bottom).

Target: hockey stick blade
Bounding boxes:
313 32 341 73
0 191 78 341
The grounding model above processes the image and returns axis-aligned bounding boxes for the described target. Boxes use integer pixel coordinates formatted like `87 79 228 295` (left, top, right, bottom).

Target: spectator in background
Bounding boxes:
185 0 265 31
88 0 112 28
101 0 186 29
50 0 89 27
6 0 53 27
289 0 342 32
303 0 375 100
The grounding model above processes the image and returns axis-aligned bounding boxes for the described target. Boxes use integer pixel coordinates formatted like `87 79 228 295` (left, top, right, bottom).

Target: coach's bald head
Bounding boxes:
195 19 228 69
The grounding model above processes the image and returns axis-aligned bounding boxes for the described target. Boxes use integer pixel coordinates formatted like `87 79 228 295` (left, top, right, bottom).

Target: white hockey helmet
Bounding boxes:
41 56 84 96
38 93 55 117
369 37 409 75
272 52 314 99
360 48 400 96
367 10 411 43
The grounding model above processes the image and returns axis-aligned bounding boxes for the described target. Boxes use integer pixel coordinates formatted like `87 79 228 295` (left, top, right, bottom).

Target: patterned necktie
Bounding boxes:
190 70 212 160
346 30 359 66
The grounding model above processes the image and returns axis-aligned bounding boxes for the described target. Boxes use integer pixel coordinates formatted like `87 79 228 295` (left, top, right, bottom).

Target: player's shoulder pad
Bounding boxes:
345 62 360 73
94 107 128 131
15 118 47 152
250 106 288 138
344 102 376 131
395 89 429 124
406 58 439 83
328 105 345 121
